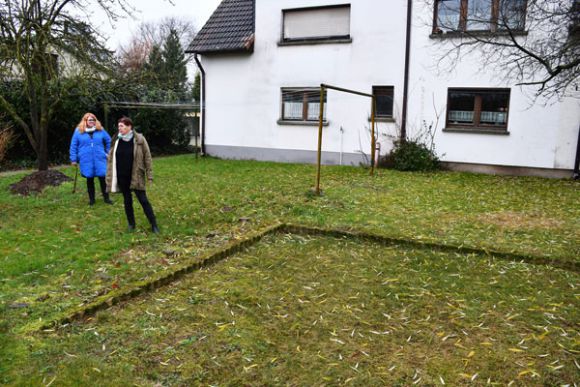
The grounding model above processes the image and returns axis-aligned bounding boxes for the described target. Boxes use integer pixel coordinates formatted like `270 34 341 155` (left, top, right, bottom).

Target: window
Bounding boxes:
570 0 580 37
446 88 510 131
282 5 351 43
372 86 394 118
433 0 526 33
281 88 327 122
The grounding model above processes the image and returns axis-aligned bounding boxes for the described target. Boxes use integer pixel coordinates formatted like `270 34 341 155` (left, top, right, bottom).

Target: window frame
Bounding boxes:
280 87 328 124
432 0 527 34
372 86 394 119
445 87 511 133
280 4 352 45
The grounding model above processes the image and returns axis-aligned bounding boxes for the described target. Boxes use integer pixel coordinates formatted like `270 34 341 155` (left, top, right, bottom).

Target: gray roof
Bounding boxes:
186 0 255 54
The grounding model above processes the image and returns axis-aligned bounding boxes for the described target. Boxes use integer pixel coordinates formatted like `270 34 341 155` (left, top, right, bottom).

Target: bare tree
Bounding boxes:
0 0 133 170
428 0 580 100
118 17 197 73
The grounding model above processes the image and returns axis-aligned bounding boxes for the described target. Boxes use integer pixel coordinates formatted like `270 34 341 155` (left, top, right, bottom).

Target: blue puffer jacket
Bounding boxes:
69 128 111 178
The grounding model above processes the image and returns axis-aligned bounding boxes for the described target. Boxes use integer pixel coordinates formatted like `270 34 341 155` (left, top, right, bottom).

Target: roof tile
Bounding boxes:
186 0 255 54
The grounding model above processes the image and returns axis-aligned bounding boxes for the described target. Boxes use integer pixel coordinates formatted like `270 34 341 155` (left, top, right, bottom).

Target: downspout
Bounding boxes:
400 0 413 143
194 54 206 155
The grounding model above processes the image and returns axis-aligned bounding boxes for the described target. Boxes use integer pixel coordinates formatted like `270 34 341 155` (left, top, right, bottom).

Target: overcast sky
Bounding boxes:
90 0 222 51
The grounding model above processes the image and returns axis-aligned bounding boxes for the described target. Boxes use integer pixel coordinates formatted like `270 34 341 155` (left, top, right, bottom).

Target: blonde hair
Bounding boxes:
76 113 103 133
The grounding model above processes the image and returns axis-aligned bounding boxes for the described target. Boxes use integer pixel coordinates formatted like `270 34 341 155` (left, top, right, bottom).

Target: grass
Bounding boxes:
12 235 580 385
0 155 578 384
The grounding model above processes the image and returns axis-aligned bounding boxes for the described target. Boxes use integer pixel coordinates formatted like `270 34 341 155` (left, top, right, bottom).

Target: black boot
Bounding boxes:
87 177 96 205
103 193 113 205
99 177 112 204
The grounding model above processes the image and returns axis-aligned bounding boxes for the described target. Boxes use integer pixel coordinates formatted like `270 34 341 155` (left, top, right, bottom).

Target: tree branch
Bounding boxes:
0 93 38 152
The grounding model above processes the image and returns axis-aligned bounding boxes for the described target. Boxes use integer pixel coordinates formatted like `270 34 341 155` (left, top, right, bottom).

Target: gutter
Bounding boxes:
400 0 413 143
194 54 206 155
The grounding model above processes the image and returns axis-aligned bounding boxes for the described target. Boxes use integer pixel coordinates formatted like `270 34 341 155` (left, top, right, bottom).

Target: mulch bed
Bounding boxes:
9 170 72 196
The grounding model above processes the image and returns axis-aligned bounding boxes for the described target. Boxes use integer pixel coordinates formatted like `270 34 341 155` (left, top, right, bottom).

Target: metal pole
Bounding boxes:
315 85 325 195
401 0 413 143
339 126 344 166
72 165 78 193
195 114 199 159
194 54 206 155
370 96 376 176
573 124 580 179
321 83 373 98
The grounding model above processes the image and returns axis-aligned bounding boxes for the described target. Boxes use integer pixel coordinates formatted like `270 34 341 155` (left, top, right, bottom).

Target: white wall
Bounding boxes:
407 1 580 169
201 0 580 170
203 0 406 162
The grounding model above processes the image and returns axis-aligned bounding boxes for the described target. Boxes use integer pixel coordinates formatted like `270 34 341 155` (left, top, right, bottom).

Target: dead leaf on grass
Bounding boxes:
477 212 564 230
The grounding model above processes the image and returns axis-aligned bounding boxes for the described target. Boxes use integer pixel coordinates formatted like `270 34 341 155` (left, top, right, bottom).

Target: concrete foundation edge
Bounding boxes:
206 145 574 178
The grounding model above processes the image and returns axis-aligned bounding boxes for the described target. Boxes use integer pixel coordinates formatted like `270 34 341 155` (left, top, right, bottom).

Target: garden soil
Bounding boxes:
9 170 71 196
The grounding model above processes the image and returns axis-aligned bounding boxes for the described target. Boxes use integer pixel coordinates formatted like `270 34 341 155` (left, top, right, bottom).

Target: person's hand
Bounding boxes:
71 162 77 166
148 179 153 186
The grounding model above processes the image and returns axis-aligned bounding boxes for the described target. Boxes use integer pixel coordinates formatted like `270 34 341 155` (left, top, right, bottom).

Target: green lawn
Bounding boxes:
21 234 579 385
1 155 578 384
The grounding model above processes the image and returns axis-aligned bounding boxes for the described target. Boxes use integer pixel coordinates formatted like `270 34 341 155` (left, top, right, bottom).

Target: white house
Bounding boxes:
187 0 580 178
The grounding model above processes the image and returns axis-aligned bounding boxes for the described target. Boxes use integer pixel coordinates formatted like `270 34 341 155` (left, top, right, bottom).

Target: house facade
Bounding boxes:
188 0 580 177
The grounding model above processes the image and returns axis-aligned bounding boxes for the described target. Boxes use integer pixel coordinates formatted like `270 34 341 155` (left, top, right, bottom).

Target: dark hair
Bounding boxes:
118 116 133 127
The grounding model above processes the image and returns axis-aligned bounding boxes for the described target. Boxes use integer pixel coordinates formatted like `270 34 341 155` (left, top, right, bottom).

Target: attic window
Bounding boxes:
282 4 351 43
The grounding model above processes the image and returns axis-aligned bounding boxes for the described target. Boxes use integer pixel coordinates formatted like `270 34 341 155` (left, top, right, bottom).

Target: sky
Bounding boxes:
89 0 222 51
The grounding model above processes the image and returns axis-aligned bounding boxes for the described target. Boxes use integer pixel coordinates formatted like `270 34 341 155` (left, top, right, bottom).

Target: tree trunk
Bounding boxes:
37 95 50 171
37 131 49 171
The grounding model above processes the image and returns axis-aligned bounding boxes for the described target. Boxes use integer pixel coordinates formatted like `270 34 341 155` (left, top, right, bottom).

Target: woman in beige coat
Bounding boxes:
106 116 159 233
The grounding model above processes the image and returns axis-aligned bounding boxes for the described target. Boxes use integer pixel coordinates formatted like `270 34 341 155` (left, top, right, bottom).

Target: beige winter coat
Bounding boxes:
106 132 153 192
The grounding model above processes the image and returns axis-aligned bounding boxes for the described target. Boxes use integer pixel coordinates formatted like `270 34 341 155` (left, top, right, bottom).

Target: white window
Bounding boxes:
281 88 327 122
283 5 351 42
446 88 510 131
433 0 526 33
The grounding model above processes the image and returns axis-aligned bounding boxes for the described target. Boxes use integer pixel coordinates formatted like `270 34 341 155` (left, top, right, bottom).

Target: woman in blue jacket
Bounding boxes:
70 112 112 205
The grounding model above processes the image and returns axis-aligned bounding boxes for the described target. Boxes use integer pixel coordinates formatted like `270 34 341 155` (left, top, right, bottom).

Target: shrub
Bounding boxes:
0 124 15 164
382 140 440 172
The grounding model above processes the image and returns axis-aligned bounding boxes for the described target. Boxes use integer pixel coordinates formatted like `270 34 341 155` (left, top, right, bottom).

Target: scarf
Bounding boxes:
119 130 134 142
85 126 96 133
110 132 135 193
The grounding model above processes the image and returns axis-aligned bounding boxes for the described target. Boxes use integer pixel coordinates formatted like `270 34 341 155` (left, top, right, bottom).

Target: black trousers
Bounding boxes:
87 176 108 202
118 176 157 227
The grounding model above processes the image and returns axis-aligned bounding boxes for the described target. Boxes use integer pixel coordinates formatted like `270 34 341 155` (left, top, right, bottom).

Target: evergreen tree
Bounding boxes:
192 72 201 102
143 44 164 91
162 28 188 100
136 30 190 151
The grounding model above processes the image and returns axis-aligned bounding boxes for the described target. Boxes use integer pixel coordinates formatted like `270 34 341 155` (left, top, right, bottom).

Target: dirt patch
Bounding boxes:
9 170 72 196
478 211 564 230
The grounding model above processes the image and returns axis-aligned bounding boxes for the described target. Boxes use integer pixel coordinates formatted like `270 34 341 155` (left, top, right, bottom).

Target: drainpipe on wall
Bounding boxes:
194 54 206 155
400 0 413 143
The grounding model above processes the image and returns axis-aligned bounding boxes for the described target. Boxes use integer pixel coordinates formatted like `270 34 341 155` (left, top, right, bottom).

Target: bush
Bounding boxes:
381 140 440 172
0 78 121 167
0 124 15 164
133 107 190 153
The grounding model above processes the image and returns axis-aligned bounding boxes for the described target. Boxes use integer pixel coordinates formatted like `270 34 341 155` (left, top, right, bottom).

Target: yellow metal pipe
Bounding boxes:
315 85 325 195
370 95 376 176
